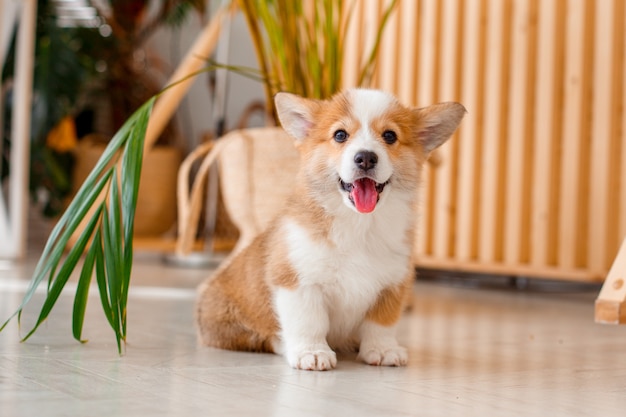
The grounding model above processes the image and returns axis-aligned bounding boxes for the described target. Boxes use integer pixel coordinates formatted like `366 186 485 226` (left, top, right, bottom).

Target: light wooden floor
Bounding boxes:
1 251 626 417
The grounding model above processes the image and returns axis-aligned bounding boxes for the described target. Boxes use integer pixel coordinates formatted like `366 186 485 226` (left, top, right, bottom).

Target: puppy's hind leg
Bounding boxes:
196 279 276 353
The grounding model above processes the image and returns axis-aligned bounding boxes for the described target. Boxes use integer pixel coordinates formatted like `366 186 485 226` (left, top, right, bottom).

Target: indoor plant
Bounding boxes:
239 0 397 121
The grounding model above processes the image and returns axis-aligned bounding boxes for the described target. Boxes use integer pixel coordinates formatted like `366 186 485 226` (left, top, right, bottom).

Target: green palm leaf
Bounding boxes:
1 97 154 354
72 224 100 343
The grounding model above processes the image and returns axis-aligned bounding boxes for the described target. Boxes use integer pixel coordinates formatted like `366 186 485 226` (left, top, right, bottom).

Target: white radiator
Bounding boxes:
343 0 626 282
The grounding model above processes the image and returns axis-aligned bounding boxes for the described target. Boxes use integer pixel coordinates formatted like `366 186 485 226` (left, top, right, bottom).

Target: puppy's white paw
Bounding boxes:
287 347 337 371
358 345 408 367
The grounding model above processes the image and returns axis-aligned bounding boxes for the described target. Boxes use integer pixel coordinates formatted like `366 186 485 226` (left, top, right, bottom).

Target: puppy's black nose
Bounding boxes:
354 151 378 171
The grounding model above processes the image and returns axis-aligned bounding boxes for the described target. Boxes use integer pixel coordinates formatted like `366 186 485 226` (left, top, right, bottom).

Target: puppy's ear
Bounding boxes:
414 102 466 153
274 92 320 141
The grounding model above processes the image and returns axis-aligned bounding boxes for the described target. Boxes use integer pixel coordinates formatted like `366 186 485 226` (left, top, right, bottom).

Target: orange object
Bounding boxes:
46 116 77 153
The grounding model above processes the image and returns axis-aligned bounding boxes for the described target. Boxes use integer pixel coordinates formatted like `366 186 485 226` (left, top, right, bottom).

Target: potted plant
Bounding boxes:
240 0 397 121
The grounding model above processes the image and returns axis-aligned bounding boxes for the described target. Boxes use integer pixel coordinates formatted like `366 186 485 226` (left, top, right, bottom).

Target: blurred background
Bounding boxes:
2 0 626 290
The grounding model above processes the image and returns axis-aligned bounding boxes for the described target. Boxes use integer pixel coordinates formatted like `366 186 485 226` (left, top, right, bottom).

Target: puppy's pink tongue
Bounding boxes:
351 178 378 213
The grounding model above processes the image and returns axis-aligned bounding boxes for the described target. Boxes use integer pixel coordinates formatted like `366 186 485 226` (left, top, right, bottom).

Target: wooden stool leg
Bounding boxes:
595 237 626 324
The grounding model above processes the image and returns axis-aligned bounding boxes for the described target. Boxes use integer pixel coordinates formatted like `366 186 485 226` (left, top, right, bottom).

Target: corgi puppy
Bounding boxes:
196 89 465 370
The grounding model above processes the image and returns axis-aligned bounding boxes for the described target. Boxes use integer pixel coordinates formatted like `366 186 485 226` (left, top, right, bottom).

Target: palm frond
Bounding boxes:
0 98 154 353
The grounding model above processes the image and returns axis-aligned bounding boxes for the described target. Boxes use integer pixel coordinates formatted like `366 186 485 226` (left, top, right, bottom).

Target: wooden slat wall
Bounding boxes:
343 0 626 282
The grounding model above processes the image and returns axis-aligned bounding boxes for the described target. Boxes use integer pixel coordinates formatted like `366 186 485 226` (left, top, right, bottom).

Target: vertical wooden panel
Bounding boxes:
415 0 438 107
503 0 530 264
494 0 513 263
620 2 626 251
471 0 489 261
606 0 625 267
431 0 460 259
397 0 420 105
548 0 567 268
454 0 482 261
341 0 363 88
416 0 439 256
573 0 596 269
588 0 613 273
519 0 539 264
530 0 558 267
378 0 399 93
477 0 505 262
557 0 587 269
435 0 461 97
364 0 382 86
447 0 465 259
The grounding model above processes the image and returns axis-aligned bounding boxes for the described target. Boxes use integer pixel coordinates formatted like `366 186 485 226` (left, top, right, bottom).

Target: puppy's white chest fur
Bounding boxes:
277 198 413 347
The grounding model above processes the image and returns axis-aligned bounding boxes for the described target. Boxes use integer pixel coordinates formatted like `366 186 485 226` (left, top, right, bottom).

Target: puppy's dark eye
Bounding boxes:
382 130 397 144
333 129 348 143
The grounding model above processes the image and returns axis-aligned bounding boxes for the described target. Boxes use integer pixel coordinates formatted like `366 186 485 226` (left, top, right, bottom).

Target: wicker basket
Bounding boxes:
176 127 299 255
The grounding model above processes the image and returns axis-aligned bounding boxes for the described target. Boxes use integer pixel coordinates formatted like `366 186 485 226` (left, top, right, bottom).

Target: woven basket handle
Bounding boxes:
175 139 227 255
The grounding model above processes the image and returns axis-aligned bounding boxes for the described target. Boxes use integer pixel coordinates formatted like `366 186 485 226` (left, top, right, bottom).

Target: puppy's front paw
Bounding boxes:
287 347 337 371
358 345 408 367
